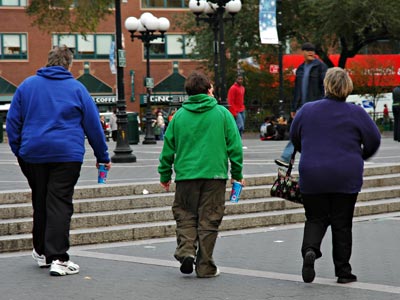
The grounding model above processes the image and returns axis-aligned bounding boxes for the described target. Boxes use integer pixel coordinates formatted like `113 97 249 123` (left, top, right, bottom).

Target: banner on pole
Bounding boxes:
259 0 279 44
109 41 117 74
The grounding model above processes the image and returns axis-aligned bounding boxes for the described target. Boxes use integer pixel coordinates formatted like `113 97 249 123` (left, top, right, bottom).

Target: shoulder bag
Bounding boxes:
270 150 303 204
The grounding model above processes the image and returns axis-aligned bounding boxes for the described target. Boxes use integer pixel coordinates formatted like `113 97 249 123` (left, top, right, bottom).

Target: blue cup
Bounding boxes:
230 181 243 203
98 164 108 184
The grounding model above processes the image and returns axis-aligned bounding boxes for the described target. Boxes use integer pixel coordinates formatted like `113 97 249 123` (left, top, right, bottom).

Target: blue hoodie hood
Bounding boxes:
37 66 74 80
6 65 110 164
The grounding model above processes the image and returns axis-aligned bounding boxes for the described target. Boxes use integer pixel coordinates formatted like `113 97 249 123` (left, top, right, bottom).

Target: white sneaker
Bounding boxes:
50 260 80 276
32 249 51 268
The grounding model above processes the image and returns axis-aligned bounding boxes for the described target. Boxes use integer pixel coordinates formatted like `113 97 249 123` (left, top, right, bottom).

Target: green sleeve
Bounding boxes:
224 109 243 180
158 119 175 183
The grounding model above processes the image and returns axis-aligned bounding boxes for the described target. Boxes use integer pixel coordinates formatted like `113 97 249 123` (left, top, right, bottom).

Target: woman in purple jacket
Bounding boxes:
290 67 381 284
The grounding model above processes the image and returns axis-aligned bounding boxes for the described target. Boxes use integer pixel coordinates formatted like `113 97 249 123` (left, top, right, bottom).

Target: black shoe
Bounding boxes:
337 274 357 284
275 159 289 168
180 256 195 274
302 249 316 283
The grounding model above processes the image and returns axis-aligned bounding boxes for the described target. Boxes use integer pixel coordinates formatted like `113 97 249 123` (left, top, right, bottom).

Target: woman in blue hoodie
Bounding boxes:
290 67 381 284
6 45 111 276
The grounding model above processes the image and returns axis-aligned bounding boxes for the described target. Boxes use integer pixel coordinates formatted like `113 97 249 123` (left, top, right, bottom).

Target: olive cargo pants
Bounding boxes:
172 179 226 277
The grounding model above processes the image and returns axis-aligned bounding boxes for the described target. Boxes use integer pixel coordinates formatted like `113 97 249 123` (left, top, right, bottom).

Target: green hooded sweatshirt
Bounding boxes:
158 94 243 183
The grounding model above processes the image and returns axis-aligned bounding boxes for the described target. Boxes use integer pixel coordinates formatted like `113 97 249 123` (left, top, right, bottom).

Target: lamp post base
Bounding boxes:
111 150 137 163
143 138 157 145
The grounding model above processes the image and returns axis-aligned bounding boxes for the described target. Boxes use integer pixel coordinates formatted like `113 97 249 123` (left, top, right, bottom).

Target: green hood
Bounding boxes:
182 94 217 113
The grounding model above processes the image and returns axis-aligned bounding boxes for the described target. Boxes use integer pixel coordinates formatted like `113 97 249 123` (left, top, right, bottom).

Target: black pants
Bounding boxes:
393 106 400 141
18 158 82 263
301 193 357 277
112 130 117 142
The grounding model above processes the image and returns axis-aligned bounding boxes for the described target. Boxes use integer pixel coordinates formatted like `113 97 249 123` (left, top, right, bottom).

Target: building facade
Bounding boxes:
0 0 199 116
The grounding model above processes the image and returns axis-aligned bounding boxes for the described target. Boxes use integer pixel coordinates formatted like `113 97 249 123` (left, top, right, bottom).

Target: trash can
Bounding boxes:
127 112 139 144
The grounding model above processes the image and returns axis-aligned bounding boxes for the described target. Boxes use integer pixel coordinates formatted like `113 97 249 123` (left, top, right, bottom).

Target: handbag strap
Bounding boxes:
286 149 297 177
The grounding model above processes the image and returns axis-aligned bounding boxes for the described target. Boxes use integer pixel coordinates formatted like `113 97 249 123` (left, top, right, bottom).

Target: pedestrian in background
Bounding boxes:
109 108 118 142
100 114 109 142
158 71 244 278
275 42 328 167
392 86 400 141
227 74 246 138
6 45 111 276
290 67 381 284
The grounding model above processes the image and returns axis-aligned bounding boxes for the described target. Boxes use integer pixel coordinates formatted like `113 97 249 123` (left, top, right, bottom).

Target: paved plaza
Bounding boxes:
1 133 400 300
0 132 398 191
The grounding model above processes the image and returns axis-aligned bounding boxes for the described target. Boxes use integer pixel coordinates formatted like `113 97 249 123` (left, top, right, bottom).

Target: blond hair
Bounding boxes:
324 67 353 100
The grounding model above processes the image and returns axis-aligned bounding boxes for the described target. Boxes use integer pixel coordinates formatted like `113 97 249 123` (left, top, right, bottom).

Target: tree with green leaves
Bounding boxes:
175 0 292 124
26 0 114 33
280 0 400 68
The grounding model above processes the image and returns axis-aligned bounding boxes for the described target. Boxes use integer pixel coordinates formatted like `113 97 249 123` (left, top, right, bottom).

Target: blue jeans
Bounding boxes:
281 140 294 163
236 111 245 136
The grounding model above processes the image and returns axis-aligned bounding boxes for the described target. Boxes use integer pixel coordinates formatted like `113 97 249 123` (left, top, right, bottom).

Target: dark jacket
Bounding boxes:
290 97 381 194
291 59 328 112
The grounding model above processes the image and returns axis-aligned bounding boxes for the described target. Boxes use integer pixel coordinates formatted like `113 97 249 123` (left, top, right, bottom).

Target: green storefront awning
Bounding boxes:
153 62 186 93
77 73 113 94
0 77 17 103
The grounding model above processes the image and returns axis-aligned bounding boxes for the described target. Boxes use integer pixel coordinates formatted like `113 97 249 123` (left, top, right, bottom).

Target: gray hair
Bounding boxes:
46 45 73 69
324 67 353 100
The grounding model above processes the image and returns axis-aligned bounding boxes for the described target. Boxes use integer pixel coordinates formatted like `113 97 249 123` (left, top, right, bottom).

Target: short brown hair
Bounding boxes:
46 45 73 69
324 67 353 100
185 71 212 96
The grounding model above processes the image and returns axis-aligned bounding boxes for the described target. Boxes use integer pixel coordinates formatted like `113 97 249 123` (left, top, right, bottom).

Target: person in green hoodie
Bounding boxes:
158 71 244 278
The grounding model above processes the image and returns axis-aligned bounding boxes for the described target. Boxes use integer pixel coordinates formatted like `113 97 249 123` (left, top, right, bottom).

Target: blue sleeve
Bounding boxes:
289 109 302 152
356 109 381 160
6 89 23 157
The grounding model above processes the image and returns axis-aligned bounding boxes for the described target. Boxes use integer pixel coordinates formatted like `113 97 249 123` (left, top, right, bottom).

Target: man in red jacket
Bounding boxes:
227 75 246 137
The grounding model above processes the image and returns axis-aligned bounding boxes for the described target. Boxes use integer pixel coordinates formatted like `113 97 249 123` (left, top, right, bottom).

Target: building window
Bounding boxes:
0 0 27 6
149 34 195 59
52 34 114 59
0 33 27 59
142 0 187 8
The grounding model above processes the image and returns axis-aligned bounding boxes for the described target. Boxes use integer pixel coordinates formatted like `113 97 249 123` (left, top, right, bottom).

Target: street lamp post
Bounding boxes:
125 13 170 145
189 0 242 107
276 0 285 117
111 0 136 163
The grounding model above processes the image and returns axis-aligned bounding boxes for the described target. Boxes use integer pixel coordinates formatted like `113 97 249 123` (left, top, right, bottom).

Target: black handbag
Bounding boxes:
270 150 303 204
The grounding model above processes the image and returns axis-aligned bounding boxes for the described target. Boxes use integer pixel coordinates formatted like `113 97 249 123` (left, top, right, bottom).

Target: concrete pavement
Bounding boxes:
1 133 400 299
0 132 399 191
1 213 400 300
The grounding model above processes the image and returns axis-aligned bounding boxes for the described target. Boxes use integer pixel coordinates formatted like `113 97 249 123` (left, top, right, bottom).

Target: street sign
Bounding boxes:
145 77 154 88
118 50 126 67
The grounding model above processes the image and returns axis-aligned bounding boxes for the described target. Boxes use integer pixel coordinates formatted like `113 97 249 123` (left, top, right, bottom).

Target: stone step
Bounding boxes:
1 164 400 253
1 163 400 205
2 197 400 253
1 184 400 237
2 170 400 220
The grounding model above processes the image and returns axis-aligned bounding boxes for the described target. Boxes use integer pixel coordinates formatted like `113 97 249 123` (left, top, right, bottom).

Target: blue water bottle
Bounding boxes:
230 181 243 203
